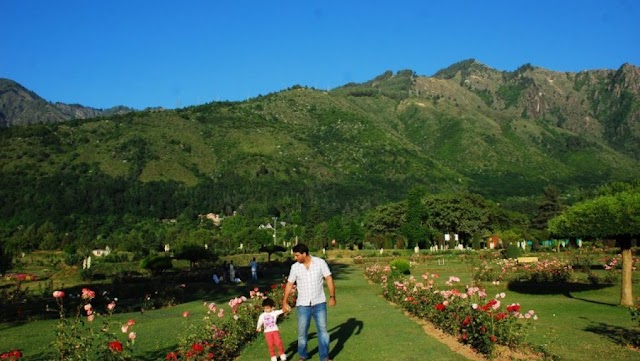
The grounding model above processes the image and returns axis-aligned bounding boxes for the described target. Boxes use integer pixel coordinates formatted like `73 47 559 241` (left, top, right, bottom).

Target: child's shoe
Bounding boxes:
279 354 287 360
271 357 277 361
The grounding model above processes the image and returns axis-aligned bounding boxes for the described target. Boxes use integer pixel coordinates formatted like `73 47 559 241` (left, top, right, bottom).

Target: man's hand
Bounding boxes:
282 302 292 313
329 296 336 307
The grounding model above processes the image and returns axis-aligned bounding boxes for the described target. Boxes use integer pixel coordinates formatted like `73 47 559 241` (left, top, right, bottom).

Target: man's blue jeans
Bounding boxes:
296 302 330 360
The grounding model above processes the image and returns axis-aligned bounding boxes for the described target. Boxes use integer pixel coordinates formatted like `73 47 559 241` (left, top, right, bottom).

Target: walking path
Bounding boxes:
237 261 471 361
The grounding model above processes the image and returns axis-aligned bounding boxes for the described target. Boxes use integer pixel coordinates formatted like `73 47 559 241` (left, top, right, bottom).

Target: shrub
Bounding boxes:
389 259 410 275
167 281 295 360
64 253 83 266
139 255 172 275
504 244 523 259
527 259 573 283
51 288 136 360
365 265 537 357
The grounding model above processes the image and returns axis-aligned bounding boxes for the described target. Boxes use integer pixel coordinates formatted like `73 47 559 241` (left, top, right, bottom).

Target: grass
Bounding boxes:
1 252 639 360
378 253 640 361
237 260 468 361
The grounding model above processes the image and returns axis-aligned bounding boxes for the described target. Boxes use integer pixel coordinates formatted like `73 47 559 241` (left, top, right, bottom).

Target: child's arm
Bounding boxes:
256 313 264 332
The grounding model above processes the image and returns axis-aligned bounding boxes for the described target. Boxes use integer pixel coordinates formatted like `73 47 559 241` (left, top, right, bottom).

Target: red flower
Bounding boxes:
495 312 508 320
435 303 446 311
10 350 22 358
507 303 521 313
1 349 23 360
166 352 178 360
108 341 123 352
462 315 472 326
490 335 498 343
191 342 204 353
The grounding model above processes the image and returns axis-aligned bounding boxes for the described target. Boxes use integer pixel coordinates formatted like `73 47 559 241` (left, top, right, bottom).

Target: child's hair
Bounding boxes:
262 298 275 307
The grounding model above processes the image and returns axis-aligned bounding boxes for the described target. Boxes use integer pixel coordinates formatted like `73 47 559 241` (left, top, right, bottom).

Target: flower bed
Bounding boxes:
365 264 537 357
2 280 296 360
166 282 295 360
472 257 573 283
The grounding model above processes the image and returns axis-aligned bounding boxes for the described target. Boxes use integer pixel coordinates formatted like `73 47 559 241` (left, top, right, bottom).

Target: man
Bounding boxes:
250 257 259 282
282 243 335 361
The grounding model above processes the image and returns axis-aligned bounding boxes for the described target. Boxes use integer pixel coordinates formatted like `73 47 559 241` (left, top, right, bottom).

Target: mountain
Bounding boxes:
0 60 639 240
0 78 134 127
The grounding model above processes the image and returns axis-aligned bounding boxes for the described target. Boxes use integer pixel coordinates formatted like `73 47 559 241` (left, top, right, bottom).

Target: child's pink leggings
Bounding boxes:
265 330 285 357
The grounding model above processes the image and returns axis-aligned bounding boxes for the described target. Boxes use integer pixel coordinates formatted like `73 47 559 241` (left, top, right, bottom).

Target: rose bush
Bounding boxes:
52 287 136 361
367 264 537 357
472 257 573 284
167 280 295 361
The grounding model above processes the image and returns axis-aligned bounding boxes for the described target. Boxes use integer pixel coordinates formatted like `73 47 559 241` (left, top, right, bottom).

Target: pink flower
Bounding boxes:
127 319 136 326
81 288 95 300
121 325 129 333
183 311 190 318
217 309 225 318
128 331 136 341
52 290 65 298
107 302 116 311
84 304 93 311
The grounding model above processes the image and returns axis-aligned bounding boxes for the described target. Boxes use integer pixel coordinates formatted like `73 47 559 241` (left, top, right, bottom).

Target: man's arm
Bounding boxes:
325 275 336 306
282 281 294 312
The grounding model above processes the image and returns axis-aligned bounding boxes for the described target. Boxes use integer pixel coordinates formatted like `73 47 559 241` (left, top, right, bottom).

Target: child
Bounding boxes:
256 298 287 361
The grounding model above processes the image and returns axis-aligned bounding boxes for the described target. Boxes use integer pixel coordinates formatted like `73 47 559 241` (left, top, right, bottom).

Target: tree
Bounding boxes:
364 201 406 237
175 243 216 269
548 190 640 306
424 192 490 244
259 244 287 263
140 254 173 276
532 185 564 230
0 242 12 275
401 187 432 248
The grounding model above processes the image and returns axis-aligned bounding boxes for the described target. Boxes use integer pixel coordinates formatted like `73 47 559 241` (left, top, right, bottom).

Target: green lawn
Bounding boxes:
1 254 639 360
237 261 468 361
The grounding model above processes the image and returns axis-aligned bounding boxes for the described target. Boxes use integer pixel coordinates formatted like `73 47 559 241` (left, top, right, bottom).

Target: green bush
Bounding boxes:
505 244 523 259
140 255 173 275
390 259 411 275
64 253 83 266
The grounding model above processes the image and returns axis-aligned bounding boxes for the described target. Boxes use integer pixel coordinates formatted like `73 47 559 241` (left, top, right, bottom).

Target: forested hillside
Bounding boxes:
1 60 639 255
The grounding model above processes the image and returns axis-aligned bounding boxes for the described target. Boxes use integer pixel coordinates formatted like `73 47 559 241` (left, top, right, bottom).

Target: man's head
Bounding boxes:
292 243 309 263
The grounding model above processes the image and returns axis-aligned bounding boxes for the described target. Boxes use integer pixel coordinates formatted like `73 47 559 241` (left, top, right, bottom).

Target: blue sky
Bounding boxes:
2 0 639 110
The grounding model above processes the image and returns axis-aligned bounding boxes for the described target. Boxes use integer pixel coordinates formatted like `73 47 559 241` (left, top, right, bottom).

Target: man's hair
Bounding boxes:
292 243 309 255
262 298 275 307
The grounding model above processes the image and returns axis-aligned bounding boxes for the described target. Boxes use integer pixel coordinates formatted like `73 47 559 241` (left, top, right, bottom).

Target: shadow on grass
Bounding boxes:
508 281 613 295
508 281 619 307
136 345 179 361
583 320 640 347
284 317 364 360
